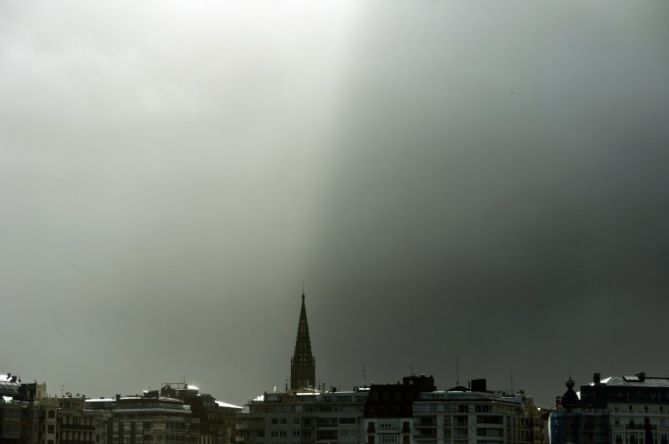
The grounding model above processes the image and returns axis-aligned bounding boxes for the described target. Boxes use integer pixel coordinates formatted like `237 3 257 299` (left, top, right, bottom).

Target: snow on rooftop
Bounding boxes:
602 376 669 387
585 375 669 388
215 400 242 409
0 374 19 384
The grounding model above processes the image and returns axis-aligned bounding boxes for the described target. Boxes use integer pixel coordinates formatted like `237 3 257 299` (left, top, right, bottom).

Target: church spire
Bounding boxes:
291 290 315 390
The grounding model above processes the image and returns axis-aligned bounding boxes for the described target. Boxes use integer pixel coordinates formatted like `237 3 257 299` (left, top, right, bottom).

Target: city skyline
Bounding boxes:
3 291 663 408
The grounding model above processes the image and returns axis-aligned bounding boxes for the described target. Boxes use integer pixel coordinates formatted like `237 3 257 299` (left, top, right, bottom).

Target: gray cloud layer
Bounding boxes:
1 0 668 406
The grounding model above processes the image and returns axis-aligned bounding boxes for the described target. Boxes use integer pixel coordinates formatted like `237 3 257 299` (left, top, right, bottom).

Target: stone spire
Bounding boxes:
291 291 315 390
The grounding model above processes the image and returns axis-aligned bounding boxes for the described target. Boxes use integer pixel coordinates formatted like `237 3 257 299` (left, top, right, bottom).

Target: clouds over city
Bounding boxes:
1 0 668 405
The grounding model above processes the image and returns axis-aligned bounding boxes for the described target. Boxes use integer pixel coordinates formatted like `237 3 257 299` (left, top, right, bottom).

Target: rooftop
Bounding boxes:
592 375 669 388
0 374 20 396
418 390 523 403
215 400 243 409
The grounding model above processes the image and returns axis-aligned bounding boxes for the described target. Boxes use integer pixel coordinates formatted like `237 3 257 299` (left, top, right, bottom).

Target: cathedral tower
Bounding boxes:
290 292 315 390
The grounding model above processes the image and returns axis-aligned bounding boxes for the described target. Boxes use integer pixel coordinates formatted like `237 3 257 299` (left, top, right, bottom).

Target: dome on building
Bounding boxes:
561 377 580 411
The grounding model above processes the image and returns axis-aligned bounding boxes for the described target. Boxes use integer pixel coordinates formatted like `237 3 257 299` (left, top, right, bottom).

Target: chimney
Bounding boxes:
636 372 646 382
470 379 487 392
593 373 601 384
115 394 121 402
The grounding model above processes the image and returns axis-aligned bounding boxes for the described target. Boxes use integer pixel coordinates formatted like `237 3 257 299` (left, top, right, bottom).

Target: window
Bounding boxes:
380 420 398 430
418 416 435 426
48 410 55 419
477 416 503 425
475 405 491 413
477 428 502 437
454 416 468 427
454 428 468 439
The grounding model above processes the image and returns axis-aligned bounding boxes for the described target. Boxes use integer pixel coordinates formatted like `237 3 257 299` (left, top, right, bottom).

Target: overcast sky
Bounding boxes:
1 0 668 407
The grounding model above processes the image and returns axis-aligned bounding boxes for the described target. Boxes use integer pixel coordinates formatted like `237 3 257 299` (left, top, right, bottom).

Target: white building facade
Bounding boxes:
236 389 369 444
412 390 544 444
550 372 669 444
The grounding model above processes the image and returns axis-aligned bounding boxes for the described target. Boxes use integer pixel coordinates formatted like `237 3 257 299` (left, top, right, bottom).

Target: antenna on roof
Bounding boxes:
362 364 367 383
510 372 514 394
456 357 460 386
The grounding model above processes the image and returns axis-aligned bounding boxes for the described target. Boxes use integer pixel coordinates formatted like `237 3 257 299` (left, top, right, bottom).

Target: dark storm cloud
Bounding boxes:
305 1 669 403
1 0 668 406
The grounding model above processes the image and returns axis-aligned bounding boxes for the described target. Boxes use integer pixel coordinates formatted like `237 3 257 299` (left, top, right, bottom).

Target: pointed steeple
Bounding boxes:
291 290 315 390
